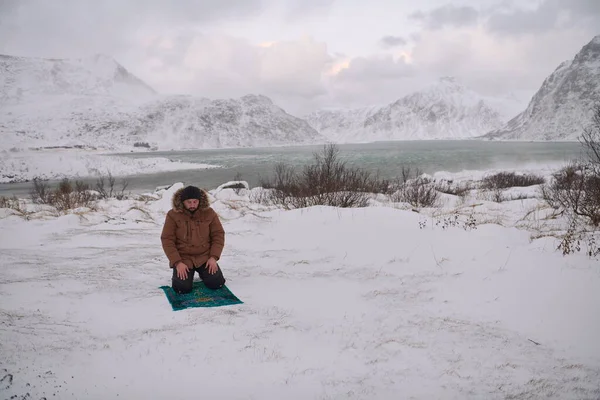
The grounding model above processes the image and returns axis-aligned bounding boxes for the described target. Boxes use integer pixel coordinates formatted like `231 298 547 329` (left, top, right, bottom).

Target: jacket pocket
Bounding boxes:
197 220 211 239
175 220 189 242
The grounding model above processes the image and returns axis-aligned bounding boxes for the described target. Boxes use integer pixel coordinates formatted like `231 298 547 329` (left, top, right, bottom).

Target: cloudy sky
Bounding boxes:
1 0 599 115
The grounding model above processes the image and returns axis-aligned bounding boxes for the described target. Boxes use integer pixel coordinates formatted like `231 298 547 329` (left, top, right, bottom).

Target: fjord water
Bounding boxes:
115 140 584 191
0 140 586 197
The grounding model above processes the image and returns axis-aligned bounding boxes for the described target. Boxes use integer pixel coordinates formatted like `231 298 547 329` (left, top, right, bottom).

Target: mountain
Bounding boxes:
0 54 325 151
304 77 510 142
110 94 325 149
302 106 380 143
363 77 505 140
0 53 157 103
483 35 600 141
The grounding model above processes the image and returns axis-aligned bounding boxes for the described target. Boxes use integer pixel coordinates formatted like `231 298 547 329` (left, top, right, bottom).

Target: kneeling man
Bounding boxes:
160 185 226 293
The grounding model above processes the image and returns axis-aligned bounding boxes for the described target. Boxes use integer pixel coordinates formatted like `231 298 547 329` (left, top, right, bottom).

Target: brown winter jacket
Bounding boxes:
160 186 225 269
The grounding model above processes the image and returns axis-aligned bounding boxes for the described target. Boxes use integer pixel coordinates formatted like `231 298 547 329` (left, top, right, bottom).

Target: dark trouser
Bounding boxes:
172 262 226 294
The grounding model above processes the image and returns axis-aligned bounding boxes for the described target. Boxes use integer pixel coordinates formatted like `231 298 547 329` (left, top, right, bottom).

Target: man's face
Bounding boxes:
183 198 199 211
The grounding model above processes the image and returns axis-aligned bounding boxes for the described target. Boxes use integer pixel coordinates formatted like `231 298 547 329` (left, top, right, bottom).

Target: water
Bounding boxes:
0 140 587 198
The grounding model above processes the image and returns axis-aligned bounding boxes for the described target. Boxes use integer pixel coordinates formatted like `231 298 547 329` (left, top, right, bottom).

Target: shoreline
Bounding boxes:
0 148 220 185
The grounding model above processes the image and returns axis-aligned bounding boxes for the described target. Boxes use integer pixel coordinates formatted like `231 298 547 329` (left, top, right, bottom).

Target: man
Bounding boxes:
160 185 226 294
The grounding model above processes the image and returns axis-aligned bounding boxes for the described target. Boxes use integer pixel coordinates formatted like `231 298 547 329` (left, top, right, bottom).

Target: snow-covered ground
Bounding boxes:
1 171 599 399
0 149 219 183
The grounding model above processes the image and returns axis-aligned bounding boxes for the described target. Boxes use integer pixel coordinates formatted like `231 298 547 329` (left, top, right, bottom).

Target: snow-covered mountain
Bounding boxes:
0 54 325 151
483 35 600 141
0 53 156 103
302 106 380 143
126 94 325 149
304 77 512 142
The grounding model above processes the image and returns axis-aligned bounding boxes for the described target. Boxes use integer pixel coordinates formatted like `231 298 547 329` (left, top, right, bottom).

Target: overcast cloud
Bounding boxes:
1 0 599 115
380 36 408 48
409 5 479 30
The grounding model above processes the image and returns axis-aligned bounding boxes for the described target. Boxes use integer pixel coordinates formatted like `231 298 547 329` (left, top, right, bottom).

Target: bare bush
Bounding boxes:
489 188 505 203
28 172 127 213
257 145 441 209
392 177 440 208
257 144 391 209
389 167 440 208
557 217 600 258
28 177 96 212
482 172 545 190
95 171 129 200
29 177 52 204
541 162 600 226
0 195 23 212
51 178 96 212
257 163 295 206
540 104 600 256
579 103 600 167
248 188 277 206
232 171 244 195
435 181 473 197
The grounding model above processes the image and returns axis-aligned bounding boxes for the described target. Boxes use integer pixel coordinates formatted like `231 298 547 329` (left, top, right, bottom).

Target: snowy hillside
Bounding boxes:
136 94 325 149
0 54 326 152
483 35 600 141
305 77 513 142
364 77 505 140
0 53 156 103
302 106 380 143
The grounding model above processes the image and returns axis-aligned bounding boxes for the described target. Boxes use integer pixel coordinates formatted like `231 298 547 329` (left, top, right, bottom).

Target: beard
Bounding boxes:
185 206 198 214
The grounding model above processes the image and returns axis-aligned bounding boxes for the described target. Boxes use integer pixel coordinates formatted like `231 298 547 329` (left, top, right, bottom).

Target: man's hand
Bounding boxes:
175 262 189 280
206 257 218 275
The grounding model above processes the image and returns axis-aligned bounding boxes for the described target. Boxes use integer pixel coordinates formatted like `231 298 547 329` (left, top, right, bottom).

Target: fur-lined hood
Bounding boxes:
171 186 211 212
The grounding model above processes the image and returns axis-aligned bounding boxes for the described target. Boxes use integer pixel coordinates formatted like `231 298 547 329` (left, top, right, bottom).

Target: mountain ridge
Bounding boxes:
304 77 515 142
3 34 599 151
0 53 326 151
482 35 600 141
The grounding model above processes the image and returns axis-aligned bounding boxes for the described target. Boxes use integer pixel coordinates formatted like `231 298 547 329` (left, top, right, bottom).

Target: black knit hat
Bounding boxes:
180 185 202 202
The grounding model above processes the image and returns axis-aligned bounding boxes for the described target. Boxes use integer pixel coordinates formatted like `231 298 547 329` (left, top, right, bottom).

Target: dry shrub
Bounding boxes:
95 171 129 200
390 166 440 208
488 187 505 203
557 217 600 258
257 149 441 209
30 177 52 204
0 195 23 212
392 177 440 208
53 178 96 211
248 188 277 206
544 103 600 257
482 171 545 190
258 144 391 209
435 181 473 197
29 172 130 213
579 103 600 167
541 162 600 226
29 177 96 212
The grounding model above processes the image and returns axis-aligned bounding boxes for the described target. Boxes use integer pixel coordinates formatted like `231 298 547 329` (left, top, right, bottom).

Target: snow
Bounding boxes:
1 54 325 153
304 77 522 143
0 149 219 183
1 168 599 399
0 53 156 102
430 161 568 183
215 180 250 192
